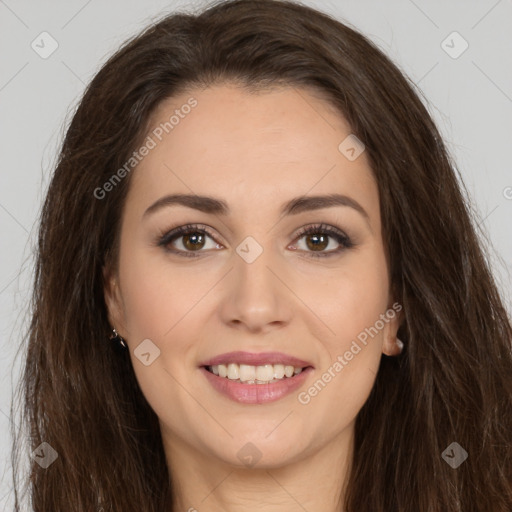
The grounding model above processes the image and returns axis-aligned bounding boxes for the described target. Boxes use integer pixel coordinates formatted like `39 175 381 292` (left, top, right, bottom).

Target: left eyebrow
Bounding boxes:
142 193 370 224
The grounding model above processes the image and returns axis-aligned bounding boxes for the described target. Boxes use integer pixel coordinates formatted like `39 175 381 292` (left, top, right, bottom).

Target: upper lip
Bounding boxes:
199 351 314 368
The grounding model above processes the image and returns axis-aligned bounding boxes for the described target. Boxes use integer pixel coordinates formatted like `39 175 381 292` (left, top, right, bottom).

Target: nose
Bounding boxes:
218 242 293 333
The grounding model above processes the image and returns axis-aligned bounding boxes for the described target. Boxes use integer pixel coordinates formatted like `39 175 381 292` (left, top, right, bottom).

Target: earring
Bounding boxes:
110 328 127 349
396 338 404 353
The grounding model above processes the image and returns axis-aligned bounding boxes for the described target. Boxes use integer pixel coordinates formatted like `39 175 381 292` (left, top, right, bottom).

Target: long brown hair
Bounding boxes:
12 0 512 510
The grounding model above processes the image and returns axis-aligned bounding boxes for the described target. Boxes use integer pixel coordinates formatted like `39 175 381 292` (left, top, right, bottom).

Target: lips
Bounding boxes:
200 366 314 404
199 351 314 404
199 351 313 368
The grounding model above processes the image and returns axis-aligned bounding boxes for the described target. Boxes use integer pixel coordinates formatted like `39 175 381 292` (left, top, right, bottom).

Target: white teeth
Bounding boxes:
273 364 285 379
208 363 307 383
284 365 294 377
239 364 256 382
256 364 274 382
227 363 239 380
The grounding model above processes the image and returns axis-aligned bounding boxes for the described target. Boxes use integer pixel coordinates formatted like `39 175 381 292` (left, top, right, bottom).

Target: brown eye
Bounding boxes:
182 232 206 251
158 224 221 257
304 233 329 252
293 223 354 258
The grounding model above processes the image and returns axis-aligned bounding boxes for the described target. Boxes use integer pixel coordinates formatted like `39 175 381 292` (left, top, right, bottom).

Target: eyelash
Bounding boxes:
157 223 354 259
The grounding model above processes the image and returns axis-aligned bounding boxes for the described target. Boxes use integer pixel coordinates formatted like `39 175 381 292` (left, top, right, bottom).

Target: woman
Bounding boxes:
12 0 512 510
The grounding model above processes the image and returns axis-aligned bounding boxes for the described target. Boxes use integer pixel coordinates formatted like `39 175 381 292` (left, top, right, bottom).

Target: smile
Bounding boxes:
201 365 313 404
206 363 304 384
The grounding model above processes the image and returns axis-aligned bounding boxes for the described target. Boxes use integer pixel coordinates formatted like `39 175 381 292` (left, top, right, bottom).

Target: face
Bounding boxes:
104 83 402 472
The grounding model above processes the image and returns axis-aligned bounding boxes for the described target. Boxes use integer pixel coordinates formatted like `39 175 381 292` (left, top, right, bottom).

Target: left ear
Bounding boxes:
102 262 127 338
382 300 404 357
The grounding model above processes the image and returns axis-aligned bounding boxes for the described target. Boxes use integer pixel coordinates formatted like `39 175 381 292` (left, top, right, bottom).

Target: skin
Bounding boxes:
104 83 402 512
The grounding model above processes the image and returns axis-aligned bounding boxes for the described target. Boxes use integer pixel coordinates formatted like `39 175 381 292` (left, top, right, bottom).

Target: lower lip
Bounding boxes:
200 366 313 404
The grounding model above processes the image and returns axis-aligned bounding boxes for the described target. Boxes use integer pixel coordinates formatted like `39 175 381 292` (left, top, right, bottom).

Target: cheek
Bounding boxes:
118 248 202 414
304 244 389 397
119 246 202 341
311 244 390 344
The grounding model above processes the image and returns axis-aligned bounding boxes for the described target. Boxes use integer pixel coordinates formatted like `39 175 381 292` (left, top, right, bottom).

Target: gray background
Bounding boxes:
1 0 511 508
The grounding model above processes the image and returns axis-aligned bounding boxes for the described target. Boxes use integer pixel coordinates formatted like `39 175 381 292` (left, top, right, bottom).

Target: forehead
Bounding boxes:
125 84 378 222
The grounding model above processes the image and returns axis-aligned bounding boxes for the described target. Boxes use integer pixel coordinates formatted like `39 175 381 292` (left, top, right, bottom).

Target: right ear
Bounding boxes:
102 264 127 337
